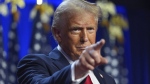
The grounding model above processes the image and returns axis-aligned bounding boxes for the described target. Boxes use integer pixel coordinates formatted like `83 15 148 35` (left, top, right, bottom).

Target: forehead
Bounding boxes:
68 12 98 27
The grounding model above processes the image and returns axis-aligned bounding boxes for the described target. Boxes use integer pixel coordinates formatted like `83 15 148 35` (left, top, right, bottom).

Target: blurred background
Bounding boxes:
0 0 150 84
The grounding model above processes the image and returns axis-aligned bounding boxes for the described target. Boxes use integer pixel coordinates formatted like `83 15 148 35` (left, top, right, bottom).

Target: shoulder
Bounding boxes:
18 48 59 64
20 54 49 61
17 54 52 67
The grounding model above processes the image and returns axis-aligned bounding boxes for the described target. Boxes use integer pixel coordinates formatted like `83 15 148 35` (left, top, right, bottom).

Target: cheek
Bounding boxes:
89 33 96 43
68 36 81 50
65 34 80 46
69 36 80 47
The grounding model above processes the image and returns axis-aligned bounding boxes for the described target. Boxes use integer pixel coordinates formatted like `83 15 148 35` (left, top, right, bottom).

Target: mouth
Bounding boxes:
76 46 87 50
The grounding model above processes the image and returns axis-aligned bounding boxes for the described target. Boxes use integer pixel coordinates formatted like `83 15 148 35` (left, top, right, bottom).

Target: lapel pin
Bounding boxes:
100 73 103 78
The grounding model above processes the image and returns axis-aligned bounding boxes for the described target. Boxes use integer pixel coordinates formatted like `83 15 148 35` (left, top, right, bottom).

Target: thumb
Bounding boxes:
93 39 105 50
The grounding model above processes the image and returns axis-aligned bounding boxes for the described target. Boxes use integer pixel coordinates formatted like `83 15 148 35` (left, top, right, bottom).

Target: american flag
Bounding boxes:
7 16 19 84
98 17 129 84
103 38 128 84
96 1 129 83
0 24 8 84
28 10 52 54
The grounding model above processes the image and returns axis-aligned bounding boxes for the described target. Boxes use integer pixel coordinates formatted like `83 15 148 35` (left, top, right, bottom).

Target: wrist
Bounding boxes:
74 60 88 79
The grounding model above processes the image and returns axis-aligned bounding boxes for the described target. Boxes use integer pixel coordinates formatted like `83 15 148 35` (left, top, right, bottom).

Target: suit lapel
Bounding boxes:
48 48 70 70
93 68 105 84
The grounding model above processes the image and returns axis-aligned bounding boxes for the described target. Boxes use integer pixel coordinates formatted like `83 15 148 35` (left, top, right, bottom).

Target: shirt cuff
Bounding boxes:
71 61 89 84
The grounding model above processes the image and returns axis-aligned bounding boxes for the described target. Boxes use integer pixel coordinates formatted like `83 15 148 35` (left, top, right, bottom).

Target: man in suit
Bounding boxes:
17 0 116 84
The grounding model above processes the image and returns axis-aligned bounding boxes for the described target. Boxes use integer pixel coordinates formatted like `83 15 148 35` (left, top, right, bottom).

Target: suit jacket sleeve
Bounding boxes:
17 54 72 84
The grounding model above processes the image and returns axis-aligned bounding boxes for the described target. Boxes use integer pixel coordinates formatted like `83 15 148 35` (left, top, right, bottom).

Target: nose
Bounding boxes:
80 29 89 43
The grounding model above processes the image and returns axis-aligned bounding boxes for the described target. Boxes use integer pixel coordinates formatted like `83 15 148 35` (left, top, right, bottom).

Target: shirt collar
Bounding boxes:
57 45 74 64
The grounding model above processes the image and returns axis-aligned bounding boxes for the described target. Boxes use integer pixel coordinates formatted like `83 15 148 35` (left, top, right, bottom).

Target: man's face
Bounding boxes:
58 13 98 60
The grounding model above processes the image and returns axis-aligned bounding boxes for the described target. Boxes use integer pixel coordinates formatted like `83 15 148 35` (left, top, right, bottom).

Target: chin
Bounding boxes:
76 51 83 56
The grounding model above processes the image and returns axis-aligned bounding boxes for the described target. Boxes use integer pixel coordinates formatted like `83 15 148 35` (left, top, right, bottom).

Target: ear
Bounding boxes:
52 28 62 43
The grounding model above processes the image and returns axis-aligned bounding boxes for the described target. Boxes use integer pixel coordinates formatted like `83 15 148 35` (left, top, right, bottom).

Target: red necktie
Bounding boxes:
84 75 92 84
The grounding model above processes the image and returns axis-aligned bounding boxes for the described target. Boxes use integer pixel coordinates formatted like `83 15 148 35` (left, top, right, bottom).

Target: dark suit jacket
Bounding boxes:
17 48 116 84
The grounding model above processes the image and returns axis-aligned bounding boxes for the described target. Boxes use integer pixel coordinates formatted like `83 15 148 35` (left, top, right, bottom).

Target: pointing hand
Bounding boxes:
75 39 108 79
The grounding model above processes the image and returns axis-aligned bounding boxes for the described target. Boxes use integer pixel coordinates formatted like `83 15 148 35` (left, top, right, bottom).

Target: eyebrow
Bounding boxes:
71 26 82 29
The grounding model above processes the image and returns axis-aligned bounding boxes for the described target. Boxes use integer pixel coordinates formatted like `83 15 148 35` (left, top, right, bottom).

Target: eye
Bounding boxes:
88 27 94 30
71 27 81 34
87 27 95 33
72 28 80 32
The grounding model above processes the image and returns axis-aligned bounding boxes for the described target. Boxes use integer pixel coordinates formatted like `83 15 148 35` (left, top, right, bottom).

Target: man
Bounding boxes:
17 0 116 84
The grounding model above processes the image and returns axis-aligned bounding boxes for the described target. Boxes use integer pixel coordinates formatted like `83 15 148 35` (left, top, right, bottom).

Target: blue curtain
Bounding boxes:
127 8 150 84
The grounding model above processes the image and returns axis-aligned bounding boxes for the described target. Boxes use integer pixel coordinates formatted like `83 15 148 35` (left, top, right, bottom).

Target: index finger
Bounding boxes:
93 39 105 51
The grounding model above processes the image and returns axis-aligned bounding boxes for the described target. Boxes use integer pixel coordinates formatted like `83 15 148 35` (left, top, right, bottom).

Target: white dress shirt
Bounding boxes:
57 45 100 84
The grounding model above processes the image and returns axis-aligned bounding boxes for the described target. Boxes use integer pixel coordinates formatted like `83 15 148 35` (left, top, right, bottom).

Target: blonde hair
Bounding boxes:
51 0 102 37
